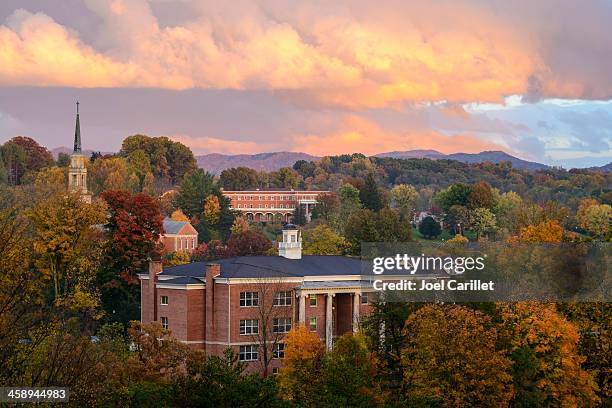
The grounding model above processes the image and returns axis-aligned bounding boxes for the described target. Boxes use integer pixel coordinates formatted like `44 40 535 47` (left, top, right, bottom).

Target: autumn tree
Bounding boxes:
203 195 221 225
401 304 514 407
468 181 495 209
470 207 497 240
577 198 611 238
344 209 380 254
4 136 54 184
227 230 273 256
511 219 564 243
279 325 325 406
500 303 599 406
311 192 340 222
99 190 164 324
170 209 189 222
230 216 250 235
27 192 107 303
302 224 348 255
390 184 418 220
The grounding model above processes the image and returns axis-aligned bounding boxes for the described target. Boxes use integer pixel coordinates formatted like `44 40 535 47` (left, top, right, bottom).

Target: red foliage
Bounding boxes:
100 190 164 279
227 230 273 256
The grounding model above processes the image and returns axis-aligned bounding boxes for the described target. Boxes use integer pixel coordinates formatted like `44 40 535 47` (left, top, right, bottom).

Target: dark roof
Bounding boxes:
283 223 298 230
163 218 189 234
160 276 204 285
160 256 365 279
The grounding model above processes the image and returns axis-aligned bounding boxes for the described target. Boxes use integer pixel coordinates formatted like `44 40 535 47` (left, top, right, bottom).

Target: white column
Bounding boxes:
299 293 306 324
352 292 360 332
325 293 334 350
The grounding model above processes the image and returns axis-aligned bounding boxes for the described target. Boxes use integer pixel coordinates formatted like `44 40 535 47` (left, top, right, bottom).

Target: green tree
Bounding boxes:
359 173 383 212
344 209 380 254
468 181 494 209
435 183 472 212
418 216 441 239
175 169 217 218
322 333 383 407
219 167 260 190
127 149 152 190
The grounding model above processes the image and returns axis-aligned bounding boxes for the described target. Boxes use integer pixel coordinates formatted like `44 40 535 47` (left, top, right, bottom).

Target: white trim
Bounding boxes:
156 284 205 290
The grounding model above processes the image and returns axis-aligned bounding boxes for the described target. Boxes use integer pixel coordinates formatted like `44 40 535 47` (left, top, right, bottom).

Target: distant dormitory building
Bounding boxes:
221 189 329 223
139 224 374 373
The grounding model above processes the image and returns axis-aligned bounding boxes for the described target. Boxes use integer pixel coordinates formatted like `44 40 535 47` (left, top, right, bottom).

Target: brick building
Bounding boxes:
221 190 329 223
139 224 374 373
160 218 198 253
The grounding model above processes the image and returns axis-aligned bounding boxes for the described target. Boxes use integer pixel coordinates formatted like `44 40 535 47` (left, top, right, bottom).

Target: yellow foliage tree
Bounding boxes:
171 209 190 222
203 195 220 225
230 216 250 234
302 224 348 255
278 324 325 405
401 304 514 407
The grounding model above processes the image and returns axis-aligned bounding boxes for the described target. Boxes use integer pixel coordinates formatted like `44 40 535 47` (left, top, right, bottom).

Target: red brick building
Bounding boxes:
139 225 373 373
222 189 329 223
160 217 198 253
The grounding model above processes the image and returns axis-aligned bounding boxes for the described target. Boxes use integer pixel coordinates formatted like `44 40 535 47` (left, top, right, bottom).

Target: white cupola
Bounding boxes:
278 223 302 259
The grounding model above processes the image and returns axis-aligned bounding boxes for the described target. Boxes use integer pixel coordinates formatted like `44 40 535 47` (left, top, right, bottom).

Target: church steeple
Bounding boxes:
73 101 81 153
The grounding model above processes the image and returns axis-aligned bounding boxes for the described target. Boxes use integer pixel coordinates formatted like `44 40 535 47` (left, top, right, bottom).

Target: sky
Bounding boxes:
0 0 611 168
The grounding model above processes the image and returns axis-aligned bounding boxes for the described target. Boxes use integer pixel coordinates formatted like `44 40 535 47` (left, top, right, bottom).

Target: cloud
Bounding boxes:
290 115 507 156
170 134 279 154
1 0 611 108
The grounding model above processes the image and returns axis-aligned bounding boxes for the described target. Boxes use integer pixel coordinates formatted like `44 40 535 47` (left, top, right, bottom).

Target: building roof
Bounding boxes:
159 276 205 285
160 255 365 279
162 218 191 235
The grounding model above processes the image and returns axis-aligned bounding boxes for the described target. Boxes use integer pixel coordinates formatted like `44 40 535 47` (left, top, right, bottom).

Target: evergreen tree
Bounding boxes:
359 173 383 212
418 216 442 239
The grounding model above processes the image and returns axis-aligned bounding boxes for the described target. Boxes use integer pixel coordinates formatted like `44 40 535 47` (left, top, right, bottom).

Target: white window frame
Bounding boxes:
273 291 292 306
240 319 259 335
160 316 169 329
240 291 259 307
273 343 285 359
309 294 317 307
361 293 369 304
273 317 292 333
239 345 258 361
160 295 168 305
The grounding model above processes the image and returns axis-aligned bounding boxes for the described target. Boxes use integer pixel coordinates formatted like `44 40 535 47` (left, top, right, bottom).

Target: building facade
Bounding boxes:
222 190 329 223
160 218 199 253
139 225 374 373
68 101 92 203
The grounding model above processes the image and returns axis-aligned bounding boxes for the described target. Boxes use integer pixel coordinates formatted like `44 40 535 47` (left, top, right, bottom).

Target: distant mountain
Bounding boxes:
196 152 320 174
587 162 612 172
376 150 549 171
374 149 446 160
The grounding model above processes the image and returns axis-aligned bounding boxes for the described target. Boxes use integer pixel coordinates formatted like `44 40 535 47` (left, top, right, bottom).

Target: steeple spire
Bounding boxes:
73 101 81 153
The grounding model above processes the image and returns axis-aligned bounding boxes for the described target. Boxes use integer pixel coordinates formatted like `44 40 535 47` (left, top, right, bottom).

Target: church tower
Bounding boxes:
68 101 91 203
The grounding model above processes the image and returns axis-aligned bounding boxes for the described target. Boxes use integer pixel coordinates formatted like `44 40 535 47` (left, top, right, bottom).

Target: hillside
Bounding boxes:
196 152 320 174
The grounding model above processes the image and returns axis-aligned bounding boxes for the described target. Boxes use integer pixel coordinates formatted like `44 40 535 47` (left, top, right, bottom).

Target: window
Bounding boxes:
238 204 242 208
240 292 259 307
160 316 168 329
240 319 259 335
272 367 279 374
192 239 196 249
309 317 317 331
273 291 292 306
361 293 369 304
160 295 168 305
309 294 317 307
239 345 258 361
273 343 285 359
273 318 292 333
